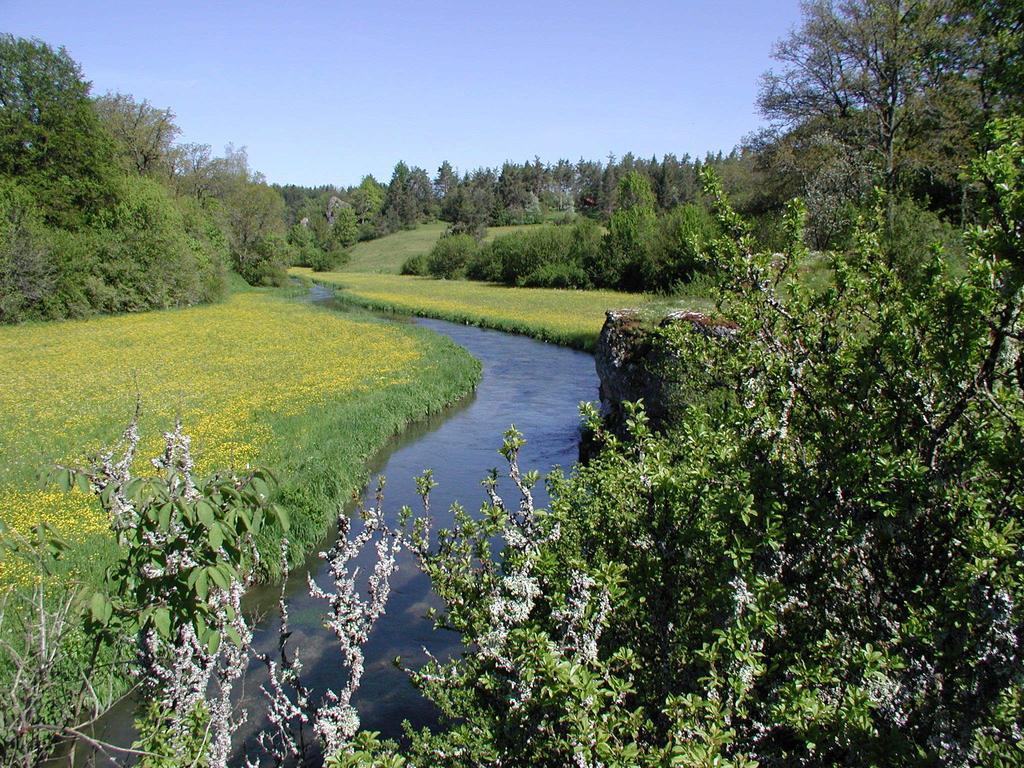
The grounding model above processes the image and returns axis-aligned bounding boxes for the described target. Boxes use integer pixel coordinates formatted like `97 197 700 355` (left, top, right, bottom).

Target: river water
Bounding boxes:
80 290 598 765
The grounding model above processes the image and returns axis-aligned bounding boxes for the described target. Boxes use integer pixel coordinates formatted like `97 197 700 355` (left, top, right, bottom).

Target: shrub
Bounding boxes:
0 178 57 323
426 233 478 279
400 252 429 276
465 243 502 281
520 261 590 289
590 172 658 291
465 220 600 287
882 196 965 279
505 227 574 286
2 175 227 322
654 203 718 287
234 233 290 286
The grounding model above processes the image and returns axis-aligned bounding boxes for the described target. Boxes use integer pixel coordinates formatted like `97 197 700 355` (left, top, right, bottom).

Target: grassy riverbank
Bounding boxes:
292 268 712 351
0 288 480 587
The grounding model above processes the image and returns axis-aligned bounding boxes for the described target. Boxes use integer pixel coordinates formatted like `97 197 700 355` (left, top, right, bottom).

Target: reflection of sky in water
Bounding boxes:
80 308 598 766
238 316 598 760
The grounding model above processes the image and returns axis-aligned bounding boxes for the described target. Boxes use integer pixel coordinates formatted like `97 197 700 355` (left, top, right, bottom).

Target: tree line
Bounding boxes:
291 0 1021 293
0 35 332 323
4 0 1021 319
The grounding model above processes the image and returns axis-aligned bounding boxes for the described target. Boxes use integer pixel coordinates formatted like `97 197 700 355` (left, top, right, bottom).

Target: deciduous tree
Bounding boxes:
0 35 117 228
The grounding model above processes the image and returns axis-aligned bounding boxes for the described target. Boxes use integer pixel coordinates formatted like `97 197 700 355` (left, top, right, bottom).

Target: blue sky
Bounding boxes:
3 0 803 187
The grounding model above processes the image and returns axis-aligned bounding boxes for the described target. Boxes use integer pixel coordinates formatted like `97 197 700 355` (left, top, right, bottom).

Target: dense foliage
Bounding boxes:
0 36 229 321
350 122 1024 767
0 36 366 321
442 175 718 293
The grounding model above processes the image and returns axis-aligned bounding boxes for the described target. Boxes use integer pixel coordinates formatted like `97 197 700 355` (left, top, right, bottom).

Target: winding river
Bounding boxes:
82 287 598 765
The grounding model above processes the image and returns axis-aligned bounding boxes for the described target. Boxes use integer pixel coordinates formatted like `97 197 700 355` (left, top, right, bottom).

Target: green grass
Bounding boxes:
345 222 448 273
0 289 480 588
343 222 547 274
0 288 480 751
292 269 713 351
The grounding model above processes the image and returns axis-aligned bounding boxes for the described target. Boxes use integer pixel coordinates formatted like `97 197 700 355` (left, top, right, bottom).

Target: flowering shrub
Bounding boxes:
336 120 1024 767
54 416 283 766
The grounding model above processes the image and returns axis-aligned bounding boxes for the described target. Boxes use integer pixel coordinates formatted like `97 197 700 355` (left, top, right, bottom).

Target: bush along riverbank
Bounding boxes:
292 268 712 352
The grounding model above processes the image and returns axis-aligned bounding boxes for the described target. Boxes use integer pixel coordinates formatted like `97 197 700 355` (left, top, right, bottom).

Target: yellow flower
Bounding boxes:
0 291 425 584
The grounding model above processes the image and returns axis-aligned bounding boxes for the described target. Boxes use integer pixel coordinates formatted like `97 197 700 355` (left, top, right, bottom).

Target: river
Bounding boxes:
80 288 598 765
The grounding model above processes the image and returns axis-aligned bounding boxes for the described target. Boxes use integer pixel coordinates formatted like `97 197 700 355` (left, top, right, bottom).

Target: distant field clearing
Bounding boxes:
344 222 548 273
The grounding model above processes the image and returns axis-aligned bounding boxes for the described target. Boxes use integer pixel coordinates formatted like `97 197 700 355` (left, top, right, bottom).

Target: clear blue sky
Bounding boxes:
3 0 803 187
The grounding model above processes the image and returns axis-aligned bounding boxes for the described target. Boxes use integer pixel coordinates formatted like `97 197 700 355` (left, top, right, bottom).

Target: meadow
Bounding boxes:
0 288 480 586
345 222 546 273
292 268 712 350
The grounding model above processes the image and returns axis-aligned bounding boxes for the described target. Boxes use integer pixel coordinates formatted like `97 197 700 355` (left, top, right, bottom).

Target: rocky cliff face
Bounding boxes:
594 308 737 433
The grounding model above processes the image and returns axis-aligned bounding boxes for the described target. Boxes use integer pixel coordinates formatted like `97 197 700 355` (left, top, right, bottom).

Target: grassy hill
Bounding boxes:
344 222 544 273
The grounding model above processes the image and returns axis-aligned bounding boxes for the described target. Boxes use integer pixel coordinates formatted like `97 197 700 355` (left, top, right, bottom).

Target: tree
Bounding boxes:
434 161 458 202
442 169 496 236
593 171 658 290
381 161 417 231
291 195 358 271
958 0 1024 120
761 0 991 208
223 181 289 285
332 205 359 248
93 92 180 178
408 165 437 220
0 35 118 229
758 0 978 197
170 142 216 201
349 175 384 229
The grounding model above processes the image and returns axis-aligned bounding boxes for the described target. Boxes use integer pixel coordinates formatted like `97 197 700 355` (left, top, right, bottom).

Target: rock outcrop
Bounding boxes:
594 308 737 433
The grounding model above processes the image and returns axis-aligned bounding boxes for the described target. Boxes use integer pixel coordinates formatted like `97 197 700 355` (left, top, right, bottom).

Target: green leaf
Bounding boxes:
208 564 229 590
124 478 146 502
272 504 290 532
56 468 73 492
251 476 270 500
195 569 209 601
153 607 171 639
209 523 224 551
207 630 221 655
90 592 112 625
158 503 173 533
196 500 216 529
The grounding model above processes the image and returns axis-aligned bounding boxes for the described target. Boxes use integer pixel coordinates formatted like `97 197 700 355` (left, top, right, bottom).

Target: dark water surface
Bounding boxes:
80 290 597 765
237 312 597 756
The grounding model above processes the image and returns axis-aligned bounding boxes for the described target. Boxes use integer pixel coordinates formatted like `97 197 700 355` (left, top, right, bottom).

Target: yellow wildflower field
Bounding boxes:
0 291 435 583
292 269 686 350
